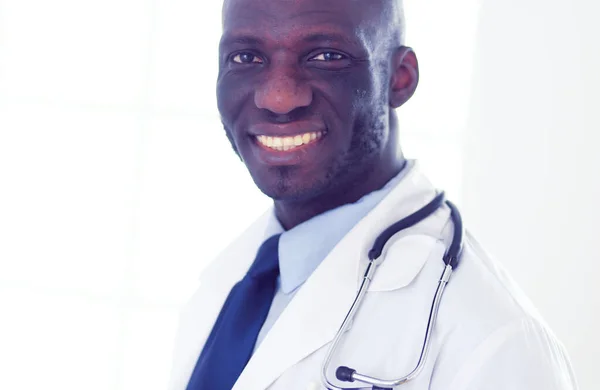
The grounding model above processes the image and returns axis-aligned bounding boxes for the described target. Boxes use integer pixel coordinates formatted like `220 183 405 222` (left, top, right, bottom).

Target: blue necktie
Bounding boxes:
186 234 281 390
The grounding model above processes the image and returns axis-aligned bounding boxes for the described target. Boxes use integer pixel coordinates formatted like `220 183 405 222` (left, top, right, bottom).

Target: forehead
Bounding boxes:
221 0 385 45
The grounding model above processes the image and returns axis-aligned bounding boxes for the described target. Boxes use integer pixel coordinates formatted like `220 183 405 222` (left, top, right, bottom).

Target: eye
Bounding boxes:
231 52 263 64
309 52 346 61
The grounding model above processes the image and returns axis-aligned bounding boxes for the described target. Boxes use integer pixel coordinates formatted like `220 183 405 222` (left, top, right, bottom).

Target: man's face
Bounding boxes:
217 0 394 201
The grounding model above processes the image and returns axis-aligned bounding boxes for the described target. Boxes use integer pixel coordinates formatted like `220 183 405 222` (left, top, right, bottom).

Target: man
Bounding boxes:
169 0 578 389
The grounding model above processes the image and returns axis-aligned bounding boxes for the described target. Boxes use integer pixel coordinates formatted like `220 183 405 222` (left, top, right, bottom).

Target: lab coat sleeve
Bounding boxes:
446 317 579 390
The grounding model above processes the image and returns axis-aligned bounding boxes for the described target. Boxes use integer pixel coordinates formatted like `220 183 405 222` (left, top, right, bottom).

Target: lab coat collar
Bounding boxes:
198 208 284 288
278 162 412 294
231 161 450 390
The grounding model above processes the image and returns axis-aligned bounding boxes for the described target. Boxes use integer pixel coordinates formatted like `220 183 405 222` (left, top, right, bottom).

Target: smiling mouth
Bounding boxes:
254 131 326 152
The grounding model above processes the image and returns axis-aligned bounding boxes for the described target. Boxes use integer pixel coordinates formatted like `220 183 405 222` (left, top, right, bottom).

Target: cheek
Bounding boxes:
216 74 254 126
327 71 389 155
350 70 387 123
318 70 381 127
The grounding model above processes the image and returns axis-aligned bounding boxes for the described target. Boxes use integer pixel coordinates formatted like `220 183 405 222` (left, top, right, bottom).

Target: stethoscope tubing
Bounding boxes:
320 260 378 390
321 193 463 389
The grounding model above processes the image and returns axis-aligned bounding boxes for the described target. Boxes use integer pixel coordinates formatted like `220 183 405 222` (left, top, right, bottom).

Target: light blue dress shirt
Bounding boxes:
254 162 412 348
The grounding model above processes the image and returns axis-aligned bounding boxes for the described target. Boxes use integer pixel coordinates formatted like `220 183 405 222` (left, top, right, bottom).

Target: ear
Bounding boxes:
389 46 419 108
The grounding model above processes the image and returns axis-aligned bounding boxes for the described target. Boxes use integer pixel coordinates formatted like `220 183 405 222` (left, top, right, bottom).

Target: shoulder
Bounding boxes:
442 232 545 332
179 207 281 317
431 233 577 389
198 207 281 285
168 207 282 389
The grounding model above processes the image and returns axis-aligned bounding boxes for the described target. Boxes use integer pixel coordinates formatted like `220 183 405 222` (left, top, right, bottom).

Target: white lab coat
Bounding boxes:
169 164 578 390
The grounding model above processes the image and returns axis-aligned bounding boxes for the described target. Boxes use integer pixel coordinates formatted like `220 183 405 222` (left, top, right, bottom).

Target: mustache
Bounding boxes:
258 105 316 125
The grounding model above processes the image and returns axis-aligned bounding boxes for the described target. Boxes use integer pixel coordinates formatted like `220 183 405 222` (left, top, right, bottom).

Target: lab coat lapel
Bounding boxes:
170 209 283 390
233 163 441 390
233 218 364 390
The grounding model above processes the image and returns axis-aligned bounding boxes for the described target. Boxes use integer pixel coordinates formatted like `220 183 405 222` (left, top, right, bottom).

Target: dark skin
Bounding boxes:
218 0 419 230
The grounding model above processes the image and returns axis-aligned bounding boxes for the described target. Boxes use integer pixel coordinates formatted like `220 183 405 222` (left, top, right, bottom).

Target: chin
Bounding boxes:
250 165 329 203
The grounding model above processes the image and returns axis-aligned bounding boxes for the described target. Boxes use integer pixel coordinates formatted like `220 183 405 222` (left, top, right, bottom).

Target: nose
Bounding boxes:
254 70 312 115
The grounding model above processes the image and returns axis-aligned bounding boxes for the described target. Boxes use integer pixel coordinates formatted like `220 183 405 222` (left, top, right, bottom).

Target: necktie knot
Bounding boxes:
247 234 281 279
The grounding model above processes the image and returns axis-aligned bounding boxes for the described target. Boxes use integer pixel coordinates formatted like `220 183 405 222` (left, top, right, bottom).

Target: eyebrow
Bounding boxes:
301 32 360 47
220 34 264 48
220 32 359 49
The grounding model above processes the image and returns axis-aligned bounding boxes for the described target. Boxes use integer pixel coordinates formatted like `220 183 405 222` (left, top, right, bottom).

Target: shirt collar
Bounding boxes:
276 160 415 294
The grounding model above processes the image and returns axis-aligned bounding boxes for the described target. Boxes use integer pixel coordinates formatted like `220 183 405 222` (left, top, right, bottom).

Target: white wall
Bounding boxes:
463 1 600 389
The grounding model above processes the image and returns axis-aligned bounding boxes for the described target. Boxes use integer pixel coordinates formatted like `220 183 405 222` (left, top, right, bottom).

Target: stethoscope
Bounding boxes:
321 192 464 390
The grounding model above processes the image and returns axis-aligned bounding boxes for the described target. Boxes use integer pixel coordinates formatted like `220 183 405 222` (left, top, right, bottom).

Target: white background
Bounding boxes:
0 0 597 389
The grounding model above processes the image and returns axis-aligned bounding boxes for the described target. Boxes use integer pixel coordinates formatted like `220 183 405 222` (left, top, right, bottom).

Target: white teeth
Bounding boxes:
256 131 325 151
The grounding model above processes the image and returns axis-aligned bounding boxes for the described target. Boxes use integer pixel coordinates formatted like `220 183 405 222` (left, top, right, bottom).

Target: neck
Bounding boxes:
274 156 406 230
